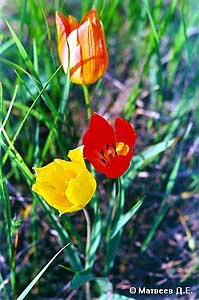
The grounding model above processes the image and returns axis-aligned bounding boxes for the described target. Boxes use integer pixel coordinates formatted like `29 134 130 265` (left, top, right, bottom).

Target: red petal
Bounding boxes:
83 113 115 167
83 114 136 178
115 118 136 147
83 113 115 149
101 155 131 178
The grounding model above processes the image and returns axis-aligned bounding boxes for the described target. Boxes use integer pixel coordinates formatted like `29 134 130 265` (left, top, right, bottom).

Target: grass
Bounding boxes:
0 0 199 299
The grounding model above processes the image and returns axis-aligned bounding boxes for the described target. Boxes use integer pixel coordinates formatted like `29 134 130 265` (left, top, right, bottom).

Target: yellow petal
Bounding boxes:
32 180 73 213
68 146 85 168
54 159 81 177
32 160 75 213
34 160 75 185
32 149 96 214
66 170 96 209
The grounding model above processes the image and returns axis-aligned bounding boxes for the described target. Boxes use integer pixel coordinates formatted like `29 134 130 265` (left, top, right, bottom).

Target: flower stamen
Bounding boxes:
116 142 129 156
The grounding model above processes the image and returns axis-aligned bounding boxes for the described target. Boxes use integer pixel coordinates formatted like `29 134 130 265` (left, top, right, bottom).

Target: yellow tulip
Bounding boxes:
32 147 96 214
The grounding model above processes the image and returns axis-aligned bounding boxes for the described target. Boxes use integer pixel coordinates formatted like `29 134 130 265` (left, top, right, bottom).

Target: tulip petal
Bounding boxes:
83 113 116 175
32 160 80 212
81 8 99 26
83 113 115 150
32 149 96 214
115 118 136 147
33 161 75 186
66 170 96 210
100 155 131 178
56 12 79 73
68 147 85 168
56 9 108 83
56 12 79 37
32 180 73 213
82 113 136 178
68 19 108 84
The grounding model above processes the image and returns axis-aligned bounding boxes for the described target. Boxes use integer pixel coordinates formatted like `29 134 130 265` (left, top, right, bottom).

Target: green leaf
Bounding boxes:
104 178 125 274
141 152 182 252
111 199 143 239
0 270 9 300
88 195 102 268
70 269 95 290
2 65 62 166
123 138 176 188
58 70 70 117
11 217 23 237
103 0 121 30
58 265 79 273
6 21 36 76
0 158 13 290
0 39 14 55
141 122 192 252
95 277 113 295
0 57 39 83
0 84 19 133
16 244 70 300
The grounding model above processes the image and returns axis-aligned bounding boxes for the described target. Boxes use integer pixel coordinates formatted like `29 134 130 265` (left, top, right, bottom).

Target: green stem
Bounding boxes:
83 208 91 269
111 178 121 221
82 85 92 120
60 215 84 252
2 128 33 179
104 178 122 274
83 208 91 300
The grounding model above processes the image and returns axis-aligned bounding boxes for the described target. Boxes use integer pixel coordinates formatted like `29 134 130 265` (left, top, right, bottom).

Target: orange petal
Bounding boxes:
69 19 108 84
55 12 79 72
56 9 108 83
81 8 99 26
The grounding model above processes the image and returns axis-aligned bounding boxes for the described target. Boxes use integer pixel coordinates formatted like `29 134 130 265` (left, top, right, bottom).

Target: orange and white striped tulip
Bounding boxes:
55 9 108 84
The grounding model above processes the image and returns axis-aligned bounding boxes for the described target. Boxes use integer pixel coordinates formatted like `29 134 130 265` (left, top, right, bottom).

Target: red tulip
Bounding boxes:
82 113 136 178
55 9 108 84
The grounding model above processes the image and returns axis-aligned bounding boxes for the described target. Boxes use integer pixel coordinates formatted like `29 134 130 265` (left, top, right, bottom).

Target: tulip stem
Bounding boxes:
104 178 122 274
83 208 92 300
111 178 121 222
82 85 92 120
83 208 91 268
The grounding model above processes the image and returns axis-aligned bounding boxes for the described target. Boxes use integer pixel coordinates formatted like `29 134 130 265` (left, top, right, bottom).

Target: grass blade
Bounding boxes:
2 66 62 166
70 269 95 290
141 151 182 252
6 21 36 76
123 138 176 188
0 85 14 295
104 178 125 274
87 195 102 268
16 244 70 300
0 84 19 133
110 199 143 239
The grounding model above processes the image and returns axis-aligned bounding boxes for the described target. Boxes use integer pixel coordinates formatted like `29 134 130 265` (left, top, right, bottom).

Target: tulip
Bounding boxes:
32 147 96 214
82 113 136 178
55 8 108 84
